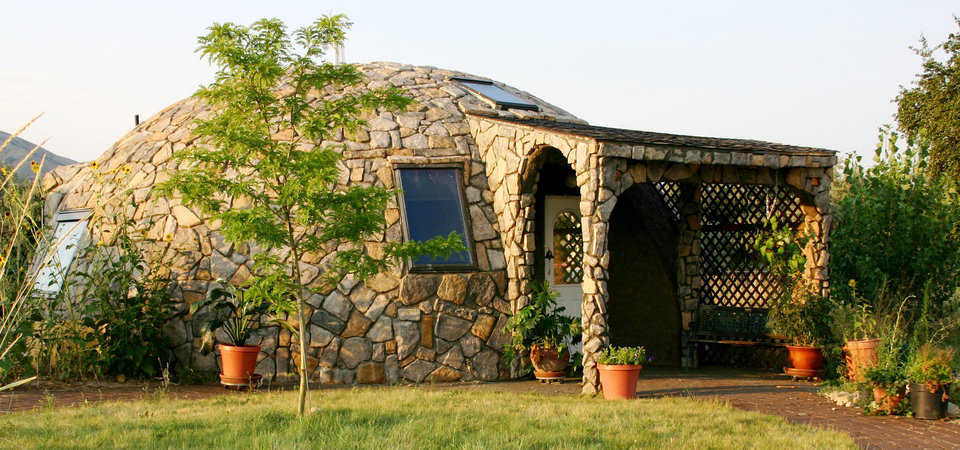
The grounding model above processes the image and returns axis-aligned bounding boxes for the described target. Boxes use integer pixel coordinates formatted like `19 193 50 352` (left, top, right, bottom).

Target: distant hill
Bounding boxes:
0 131 77 180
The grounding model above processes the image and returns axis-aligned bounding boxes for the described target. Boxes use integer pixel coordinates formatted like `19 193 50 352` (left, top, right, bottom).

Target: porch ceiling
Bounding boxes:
471 114 837 169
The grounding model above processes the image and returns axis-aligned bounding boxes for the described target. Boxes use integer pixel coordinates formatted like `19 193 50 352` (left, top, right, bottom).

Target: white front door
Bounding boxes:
544 196 584 352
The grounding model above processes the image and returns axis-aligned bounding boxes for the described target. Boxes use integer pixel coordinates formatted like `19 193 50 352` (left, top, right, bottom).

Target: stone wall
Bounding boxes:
469 116 834 393
41 62 581 384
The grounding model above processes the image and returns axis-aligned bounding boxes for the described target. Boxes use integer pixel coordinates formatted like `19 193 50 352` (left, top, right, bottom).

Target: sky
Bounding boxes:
2 0 958 163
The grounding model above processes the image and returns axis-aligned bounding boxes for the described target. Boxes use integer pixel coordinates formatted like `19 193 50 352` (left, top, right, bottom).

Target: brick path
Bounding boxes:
3 369 958 449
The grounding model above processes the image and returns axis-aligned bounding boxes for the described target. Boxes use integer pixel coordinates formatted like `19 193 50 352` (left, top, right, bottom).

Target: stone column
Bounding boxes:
675 183 702 368
579 156 618 394
788 168 832 295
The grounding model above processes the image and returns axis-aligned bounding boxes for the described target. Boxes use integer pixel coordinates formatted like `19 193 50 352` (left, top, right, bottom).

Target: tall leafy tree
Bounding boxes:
160 16 463 416
896 17 960 178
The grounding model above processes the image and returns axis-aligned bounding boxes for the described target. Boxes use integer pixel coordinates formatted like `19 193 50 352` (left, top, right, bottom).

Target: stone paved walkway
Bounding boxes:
3 369 958 449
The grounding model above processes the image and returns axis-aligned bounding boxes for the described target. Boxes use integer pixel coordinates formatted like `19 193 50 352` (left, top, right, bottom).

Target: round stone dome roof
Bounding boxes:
44 61 581 203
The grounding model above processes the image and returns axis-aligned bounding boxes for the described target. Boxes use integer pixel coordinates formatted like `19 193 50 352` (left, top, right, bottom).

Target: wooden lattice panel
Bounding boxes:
699 184 803 308
654 181 681 221
553 211 584 284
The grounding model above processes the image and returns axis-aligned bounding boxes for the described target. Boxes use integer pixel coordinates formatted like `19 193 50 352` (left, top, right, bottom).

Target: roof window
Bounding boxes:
452 77 540 111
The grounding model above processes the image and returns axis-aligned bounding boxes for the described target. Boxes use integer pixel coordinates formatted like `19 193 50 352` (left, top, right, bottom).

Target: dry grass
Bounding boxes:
1 387 855 449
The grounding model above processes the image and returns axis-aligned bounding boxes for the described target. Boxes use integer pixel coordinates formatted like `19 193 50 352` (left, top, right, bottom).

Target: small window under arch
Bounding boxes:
552 210 583 284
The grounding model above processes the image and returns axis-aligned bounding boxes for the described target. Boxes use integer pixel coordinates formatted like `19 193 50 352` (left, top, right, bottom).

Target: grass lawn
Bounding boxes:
2 387 854 449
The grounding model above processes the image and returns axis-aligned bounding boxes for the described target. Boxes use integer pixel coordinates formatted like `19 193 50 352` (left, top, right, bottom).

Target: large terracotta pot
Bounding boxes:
786 345 824 371
872 386 906 414
598 364 643 400
844 338 880 381
219 344 260 381
530 344 569 379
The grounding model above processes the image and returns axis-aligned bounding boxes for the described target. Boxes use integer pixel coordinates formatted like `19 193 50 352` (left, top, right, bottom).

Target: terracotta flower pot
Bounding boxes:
530 344 569 380
872 386 906 414
786 345 824 371
219 344 260 383
843 338 880 381
909 383 949 420
598 364 643 400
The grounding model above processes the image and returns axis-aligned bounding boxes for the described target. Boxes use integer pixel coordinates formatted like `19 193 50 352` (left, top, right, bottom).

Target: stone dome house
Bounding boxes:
40 62 836 393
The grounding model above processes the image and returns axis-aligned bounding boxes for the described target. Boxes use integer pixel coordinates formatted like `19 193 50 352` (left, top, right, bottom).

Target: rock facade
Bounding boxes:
42 62 578 384
470 117 834 393
43 60 835 392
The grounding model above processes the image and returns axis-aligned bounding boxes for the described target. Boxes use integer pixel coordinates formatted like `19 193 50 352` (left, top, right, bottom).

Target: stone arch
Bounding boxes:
515 145 579 308
606 182 682 366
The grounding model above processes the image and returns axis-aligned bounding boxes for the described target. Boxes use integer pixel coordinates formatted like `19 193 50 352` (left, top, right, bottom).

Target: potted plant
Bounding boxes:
192 275 295 386
597 345 648 400
768 289 833 376
755 218 831 376
831 282 881 381
864 359 907 414
905 345 955 419
502 282 581 381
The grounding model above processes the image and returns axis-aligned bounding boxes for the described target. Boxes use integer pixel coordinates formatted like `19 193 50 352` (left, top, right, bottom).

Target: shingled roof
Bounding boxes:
477 115 836 156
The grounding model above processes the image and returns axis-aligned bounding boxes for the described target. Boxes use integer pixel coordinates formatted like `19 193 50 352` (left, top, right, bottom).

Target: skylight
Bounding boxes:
452 77 540 111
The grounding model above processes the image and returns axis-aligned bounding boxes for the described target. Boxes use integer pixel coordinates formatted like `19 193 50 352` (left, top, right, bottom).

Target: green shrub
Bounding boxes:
831 128 960 327
904 344 955 387
753 218 833 347
74 225 174 379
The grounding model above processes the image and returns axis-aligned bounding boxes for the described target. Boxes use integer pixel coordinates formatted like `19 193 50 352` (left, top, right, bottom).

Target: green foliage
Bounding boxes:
0 168 43 304
753 218 832 347
192 273 296 349
766 289 833 347
895 18 960 178
501 282 580 369
0 121 44 391
597 345 648 366
753 217 810 278
831 127 960 327
862 296 913 391
904 344 955 387
830 281 881 342
71 214 174 379
159 16 464 415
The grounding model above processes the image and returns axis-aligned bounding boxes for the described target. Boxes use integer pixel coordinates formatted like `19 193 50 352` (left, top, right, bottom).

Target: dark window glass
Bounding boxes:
398 168 473 267
452 77 540 111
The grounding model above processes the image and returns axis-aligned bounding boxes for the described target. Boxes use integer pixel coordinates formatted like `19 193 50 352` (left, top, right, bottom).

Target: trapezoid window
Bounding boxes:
552 210 583 284
451 77 540 111
397 167 474 271
32 209 90 296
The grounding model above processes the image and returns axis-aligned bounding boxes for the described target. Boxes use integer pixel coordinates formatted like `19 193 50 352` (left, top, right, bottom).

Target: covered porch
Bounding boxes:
468 114 836 393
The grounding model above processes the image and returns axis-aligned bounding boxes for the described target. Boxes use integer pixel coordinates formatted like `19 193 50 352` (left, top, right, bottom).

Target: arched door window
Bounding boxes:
552 210 583 284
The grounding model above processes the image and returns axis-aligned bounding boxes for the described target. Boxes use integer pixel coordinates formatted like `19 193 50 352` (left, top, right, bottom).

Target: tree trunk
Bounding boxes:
290 243 309 417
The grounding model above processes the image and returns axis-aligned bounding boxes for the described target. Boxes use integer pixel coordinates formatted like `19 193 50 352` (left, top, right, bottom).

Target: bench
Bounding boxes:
691 305 790 368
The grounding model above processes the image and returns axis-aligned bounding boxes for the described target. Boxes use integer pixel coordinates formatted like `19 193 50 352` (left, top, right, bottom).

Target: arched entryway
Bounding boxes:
525 147 583 347
607 183 682 366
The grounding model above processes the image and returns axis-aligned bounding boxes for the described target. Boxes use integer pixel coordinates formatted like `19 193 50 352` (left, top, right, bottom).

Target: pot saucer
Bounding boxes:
219 373 263 388
534 370 567 383
784 367 824 380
